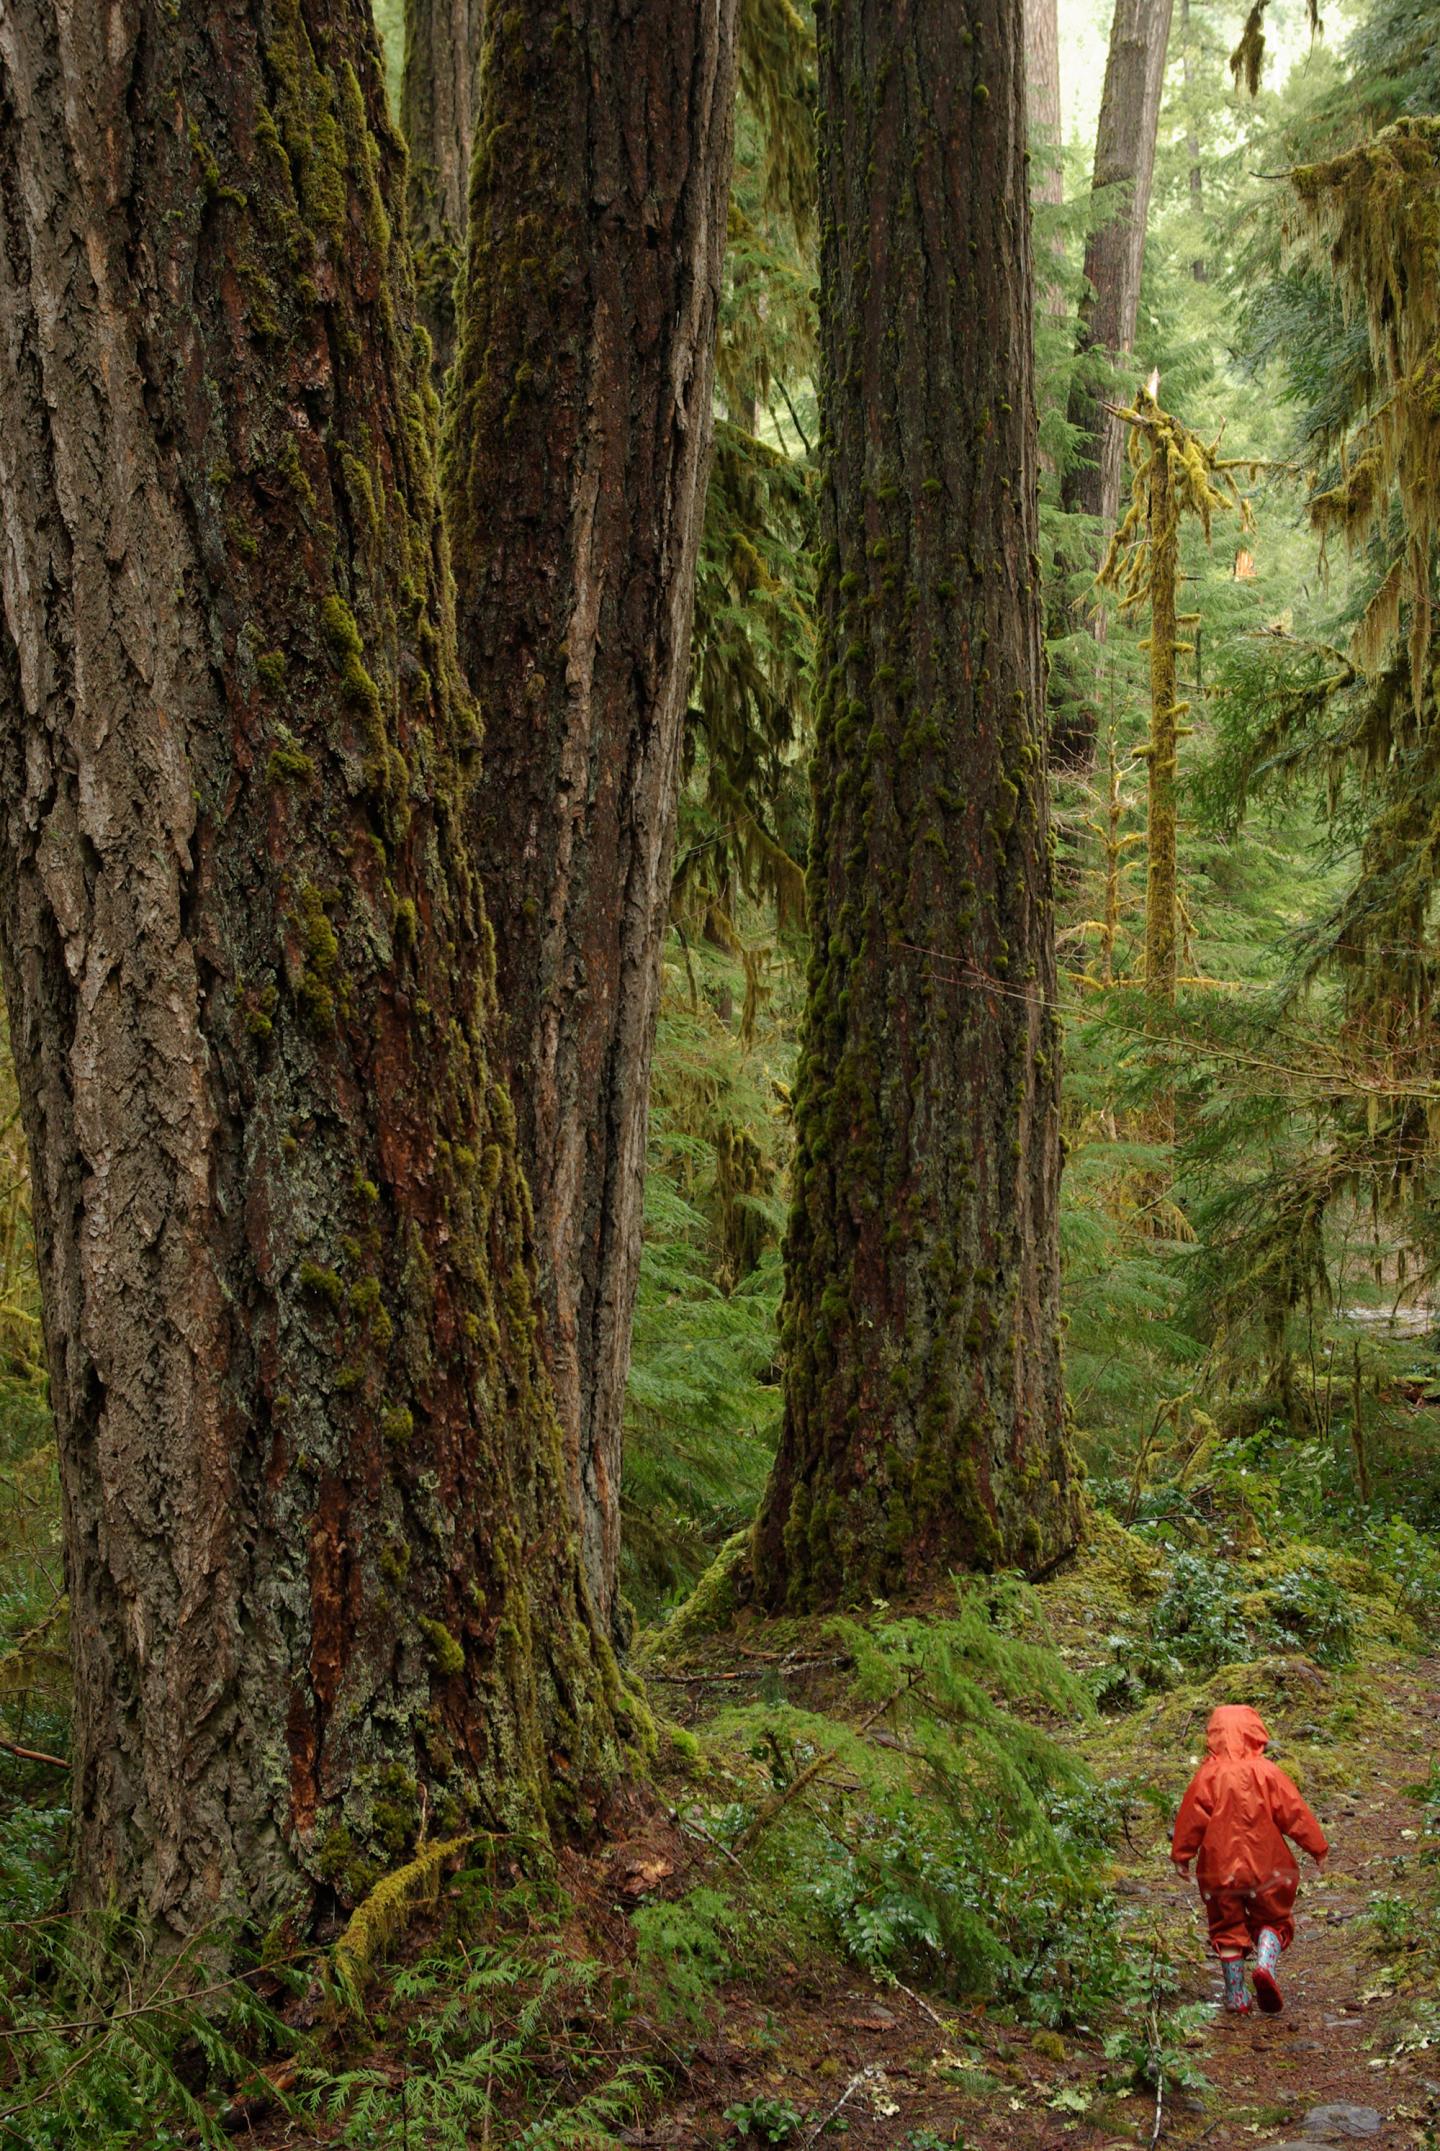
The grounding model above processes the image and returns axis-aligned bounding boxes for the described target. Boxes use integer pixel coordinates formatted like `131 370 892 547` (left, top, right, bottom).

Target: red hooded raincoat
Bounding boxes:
1171 1704 1329 1954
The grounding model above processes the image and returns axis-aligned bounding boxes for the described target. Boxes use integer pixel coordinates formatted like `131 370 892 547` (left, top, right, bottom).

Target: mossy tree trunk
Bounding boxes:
400 0 483 377
444 2 739 1640
0 0 626 1943
1062 0 1173 532
1143 435 1181 1008
751 0 1080 1611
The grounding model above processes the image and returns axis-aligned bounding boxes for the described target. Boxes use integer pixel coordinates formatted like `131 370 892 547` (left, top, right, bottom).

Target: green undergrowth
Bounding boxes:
2 1454 1434 2147
622 929 797 1618
0 1858 676 2150
650 1577 1157 2032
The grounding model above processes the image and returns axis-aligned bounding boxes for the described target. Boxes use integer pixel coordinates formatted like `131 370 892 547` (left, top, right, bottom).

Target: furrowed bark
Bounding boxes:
751 0 1080 1610
0 0 624 1943
444 2 739 1639
400 0 483 376
1062 0 1174 531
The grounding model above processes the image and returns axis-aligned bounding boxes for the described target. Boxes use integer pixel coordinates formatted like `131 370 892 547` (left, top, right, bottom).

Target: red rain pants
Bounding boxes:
1201 1871 1297 1956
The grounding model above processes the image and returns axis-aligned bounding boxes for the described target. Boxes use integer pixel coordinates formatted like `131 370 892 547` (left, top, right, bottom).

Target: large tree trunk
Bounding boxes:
1061 0 1174 528
0 0 624 1942
444 4 739 1640
400 0 483 376
751 0 1080 1610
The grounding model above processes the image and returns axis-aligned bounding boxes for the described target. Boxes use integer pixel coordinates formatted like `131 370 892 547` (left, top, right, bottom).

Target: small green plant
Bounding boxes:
1150 1553 1248 1669
1103 1999 1211 2095
724 2093 806 2143
1091 1629 1183 1711
1258 1562 1356 1667
630 1886 734 2029
1367 1890 1420 1950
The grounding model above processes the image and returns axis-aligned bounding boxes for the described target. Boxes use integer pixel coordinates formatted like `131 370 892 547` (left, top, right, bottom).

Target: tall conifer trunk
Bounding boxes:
751 0 1079 1610
1061 0 1174 532
444 3 739 1639
1025 0 1067 327
1025 0 1064 212
0 0 623 1940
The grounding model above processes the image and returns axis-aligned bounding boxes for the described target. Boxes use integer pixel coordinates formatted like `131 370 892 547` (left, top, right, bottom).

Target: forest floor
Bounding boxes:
610 1639 1440 2151
8 1500 1439 2151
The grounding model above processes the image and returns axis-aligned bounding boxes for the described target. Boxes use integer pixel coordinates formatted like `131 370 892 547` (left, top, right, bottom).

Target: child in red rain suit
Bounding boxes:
1171 1704 1329 2016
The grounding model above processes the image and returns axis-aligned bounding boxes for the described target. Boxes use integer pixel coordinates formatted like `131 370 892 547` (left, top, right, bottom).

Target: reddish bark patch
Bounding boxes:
308 1475 352 1711
286 1688 319 1840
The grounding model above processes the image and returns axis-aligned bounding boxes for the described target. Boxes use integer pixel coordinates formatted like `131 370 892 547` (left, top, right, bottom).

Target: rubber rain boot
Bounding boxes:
1253 1926 1283 2014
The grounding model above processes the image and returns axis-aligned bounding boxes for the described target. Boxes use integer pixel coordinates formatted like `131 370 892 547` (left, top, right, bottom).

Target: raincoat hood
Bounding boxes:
1205 1704 1268 1760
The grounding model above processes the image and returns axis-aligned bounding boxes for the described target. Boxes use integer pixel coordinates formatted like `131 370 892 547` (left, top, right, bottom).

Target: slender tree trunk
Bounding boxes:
751 0 1080 1610
1181 0 1207 282
1144 437 1181 1011
444 5 739 1641
1025 0 1064 210
0 0 625 1942
1025 0 1067 328
1061 0 1174 529
401 0 483 377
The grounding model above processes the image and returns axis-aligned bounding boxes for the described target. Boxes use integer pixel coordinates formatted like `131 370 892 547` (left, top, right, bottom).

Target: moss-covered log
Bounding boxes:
750 0 1080 1611
444 1 739 1639
0 0 627 1942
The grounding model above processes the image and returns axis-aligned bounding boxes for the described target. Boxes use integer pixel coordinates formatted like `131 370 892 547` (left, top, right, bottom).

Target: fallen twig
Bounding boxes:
894 1977 949 2030
667 1805 745 1872
802 2063 881 2149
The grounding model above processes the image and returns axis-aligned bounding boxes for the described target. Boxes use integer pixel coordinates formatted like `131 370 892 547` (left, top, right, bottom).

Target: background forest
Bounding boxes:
3 0 1440 2146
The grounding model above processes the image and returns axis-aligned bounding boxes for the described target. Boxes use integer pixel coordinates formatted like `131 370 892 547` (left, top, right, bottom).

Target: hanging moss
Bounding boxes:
1287 119 1440 715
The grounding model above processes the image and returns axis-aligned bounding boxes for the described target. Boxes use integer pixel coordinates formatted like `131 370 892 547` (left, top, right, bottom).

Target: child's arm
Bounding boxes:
1268 1764 1329 1867
1171 1766 1214 1871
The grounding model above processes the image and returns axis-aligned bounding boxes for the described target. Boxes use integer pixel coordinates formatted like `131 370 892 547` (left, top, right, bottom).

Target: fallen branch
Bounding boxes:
0 1734 67 1770
733 1678 915 1855
667 1805 745 1872
895 1977 949 2030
